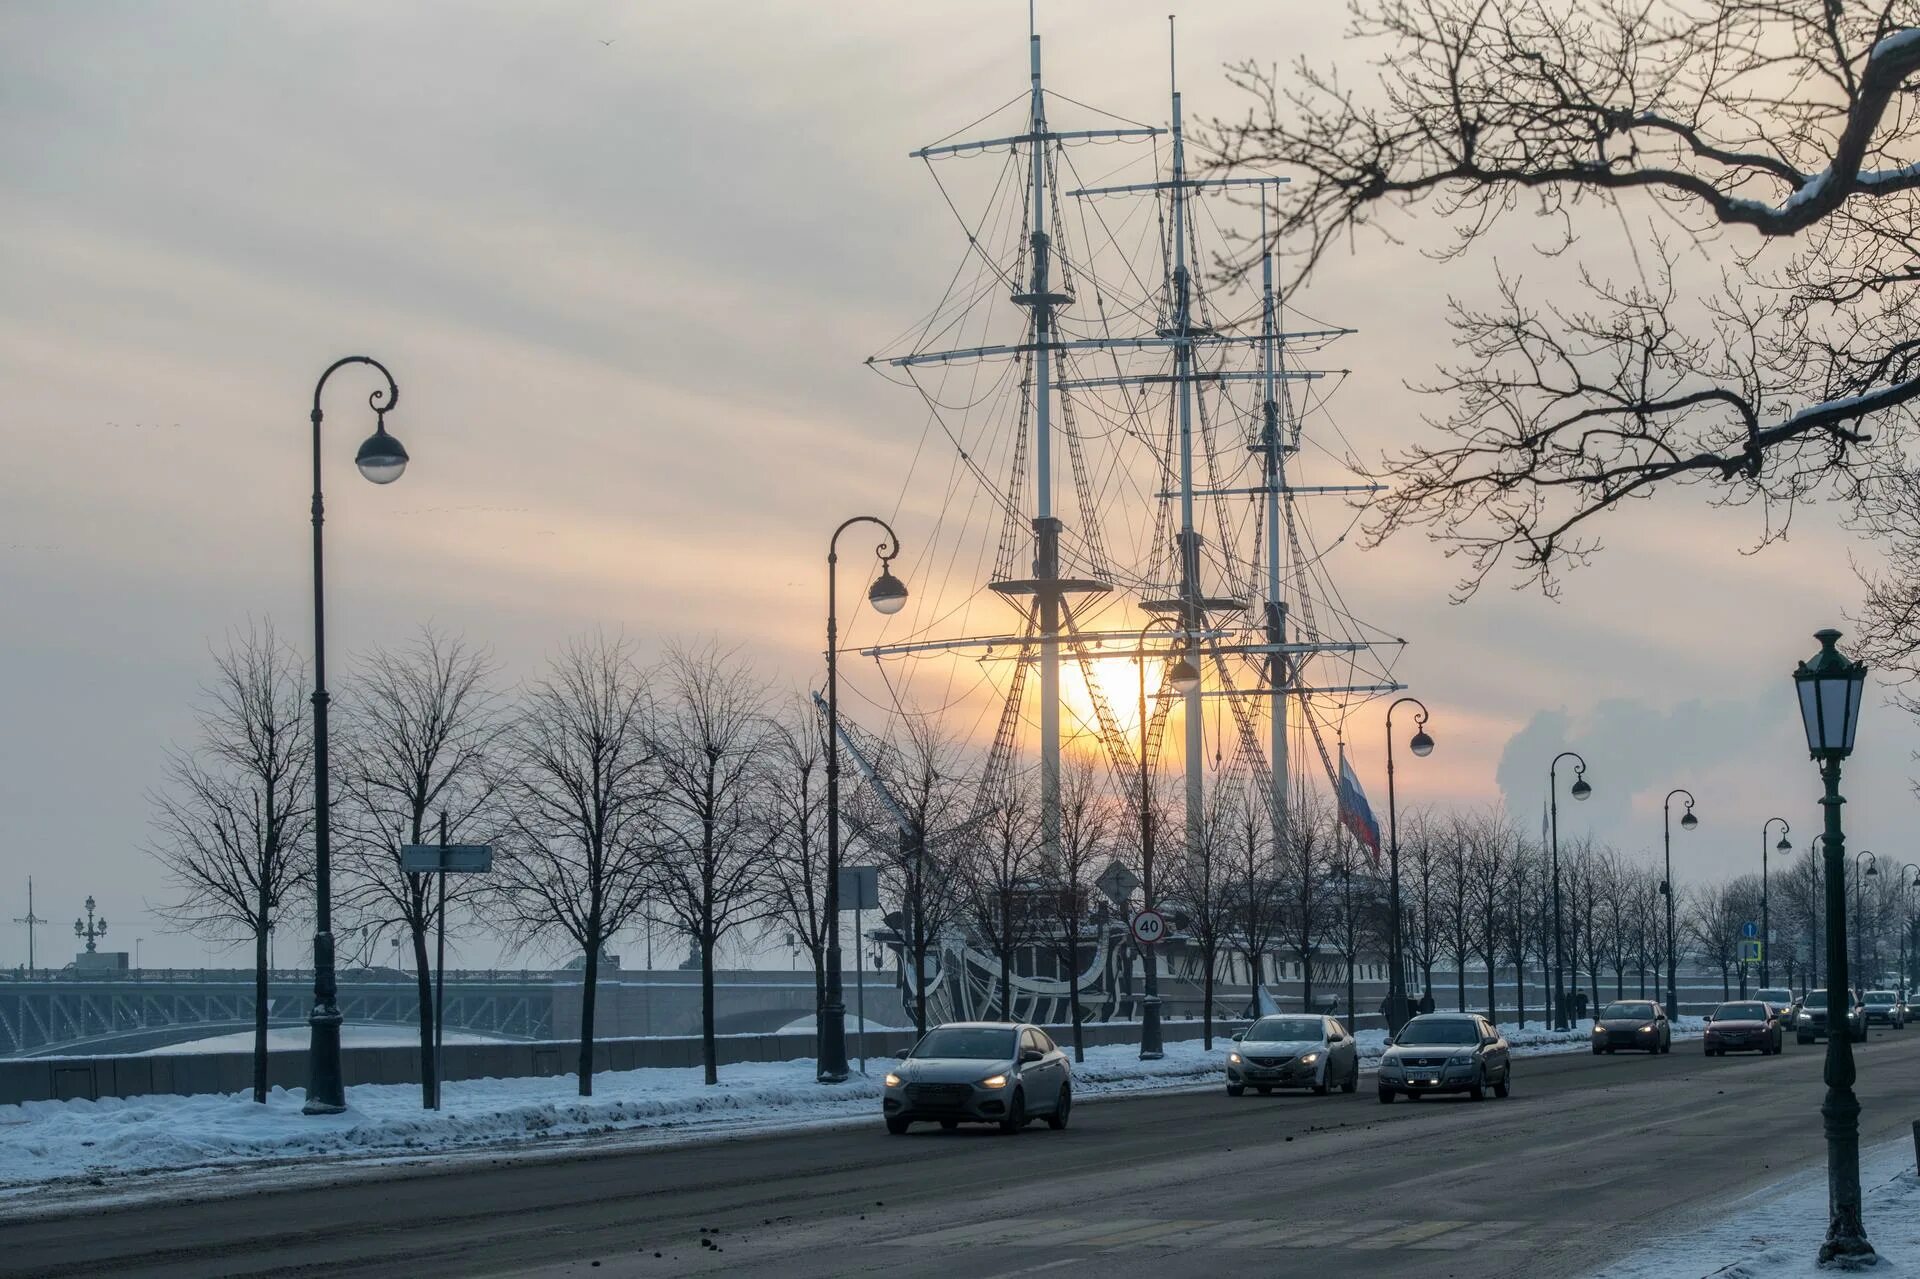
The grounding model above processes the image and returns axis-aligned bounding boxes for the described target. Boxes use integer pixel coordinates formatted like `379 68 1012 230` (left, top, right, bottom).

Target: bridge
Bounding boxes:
0 967 900 1058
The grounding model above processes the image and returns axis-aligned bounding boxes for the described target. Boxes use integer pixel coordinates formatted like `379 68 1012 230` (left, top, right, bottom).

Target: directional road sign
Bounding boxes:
837 866 881 911
1739 940 1763 965
1741 920 1759 940
1129 909 1167 947
400 843 494 874
1096 860 1141 907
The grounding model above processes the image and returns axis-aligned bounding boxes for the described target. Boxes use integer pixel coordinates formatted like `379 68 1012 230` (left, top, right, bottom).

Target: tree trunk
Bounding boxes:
251 919 269 1104
1456 955 1466 1011
1299 946 1314 1016
1613 963 1625 998
413 920 435 1109
1514 959 1526 1028
1344 949 1357 1033
700 932 718 1085
1201 942 1216 1049
1484 949 1496 1020
578 932 600 1097
999 938 1013 1021
1067 933 1084 1063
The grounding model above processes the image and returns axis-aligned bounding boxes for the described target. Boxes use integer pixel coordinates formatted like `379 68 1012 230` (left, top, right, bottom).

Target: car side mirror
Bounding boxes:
1481 1037 1497 1047
1020 1048 1044 1065
893 1049 910 1060
1383 1035 1394 1047
1231 1031 1244 1042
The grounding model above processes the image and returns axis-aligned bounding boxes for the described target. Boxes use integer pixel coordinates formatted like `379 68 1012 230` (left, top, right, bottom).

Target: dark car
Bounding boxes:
1704 1001 1782 1056
1794 989 1867 1043
1862 991 1905 1029
1590 999 1672 1054
1377 1013 1512 1103
881 1022 1071 1135
1756 988 1798 1025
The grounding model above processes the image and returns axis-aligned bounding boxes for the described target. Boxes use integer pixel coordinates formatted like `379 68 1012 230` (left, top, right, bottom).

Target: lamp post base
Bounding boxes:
302 1005 346 1115
817 999 850 1084
1139 995 1164 1060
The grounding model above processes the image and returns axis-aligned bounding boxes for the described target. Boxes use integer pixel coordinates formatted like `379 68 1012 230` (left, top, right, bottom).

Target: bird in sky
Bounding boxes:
598 38 614 46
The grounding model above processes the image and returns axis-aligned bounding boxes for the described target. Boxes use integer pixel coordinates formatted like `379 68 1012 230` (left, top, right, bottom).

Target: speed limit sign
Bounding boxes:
1129 909 1167 946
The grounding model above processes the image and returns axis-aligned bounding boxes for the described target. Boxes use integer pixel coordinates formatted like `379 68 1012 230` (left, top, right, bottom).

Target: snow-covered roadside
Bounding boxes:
0 1015 1699 1211
1592 1135 1920 1278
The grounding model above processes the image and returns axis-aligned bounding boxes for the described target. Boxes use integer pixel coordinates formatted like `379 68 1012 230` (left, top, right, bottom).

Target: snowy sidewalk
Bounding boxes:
0 1015 1692 1212
1593 1135 1920 1277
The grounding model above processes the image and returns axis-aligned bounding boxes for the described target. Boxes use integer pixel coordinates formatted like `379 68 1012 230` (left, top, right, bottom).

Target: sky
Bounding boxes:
2 1 1913 971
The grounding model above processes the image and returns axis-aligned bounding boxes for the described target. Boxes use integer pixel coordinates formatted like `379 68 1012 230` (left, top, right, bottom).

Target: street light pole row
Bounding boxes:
1760 817 1791 989
1659 788 1698 1015
1548 751 1590 1032
1383 697 1434 1036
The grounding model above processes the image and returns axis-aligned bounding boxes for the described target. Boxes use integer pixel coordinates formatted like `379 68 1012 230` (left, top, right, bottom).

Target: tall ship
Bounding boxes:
842 12 1409 1026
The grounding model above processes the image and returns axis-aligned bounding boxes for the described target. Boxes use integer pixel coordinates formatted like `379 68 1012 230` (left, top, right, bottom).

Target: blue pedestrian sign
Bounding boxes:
1741 920 1759 940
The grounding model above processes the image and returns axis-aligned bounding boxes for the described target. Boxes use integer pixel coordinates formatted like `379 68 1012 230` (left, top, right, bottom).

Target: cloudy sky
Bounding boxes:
3 1 1911 971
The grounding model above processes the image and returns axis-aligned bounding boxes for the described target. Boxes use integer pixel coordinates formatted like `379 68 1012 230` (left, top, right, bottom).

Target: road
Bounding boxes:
8 1029 1920 1279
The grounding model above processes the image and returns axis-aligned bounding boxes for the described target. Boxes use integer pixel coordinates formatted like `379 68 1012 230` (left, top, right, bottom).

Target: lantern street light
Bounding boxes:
1383 697 1433 1035
1853 852 1878 992
1659 789 1698 1015
818 516 908 1084
73 897 107 954
302 357 408 1117
1761 819 1791 988
1548 752 1591 1031
1134 617 1201 1060
1792 627 1873 1267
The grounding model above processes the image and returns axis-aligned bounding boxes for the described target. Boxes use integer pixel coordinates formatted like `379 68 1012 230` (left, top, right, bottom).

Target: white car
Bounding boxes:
1227 1014 1360 1096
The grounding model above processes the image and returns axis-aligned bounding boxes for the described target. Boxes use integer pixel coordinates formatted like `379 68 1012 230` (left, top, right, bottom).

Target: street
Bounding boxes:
7 1029 1920 1278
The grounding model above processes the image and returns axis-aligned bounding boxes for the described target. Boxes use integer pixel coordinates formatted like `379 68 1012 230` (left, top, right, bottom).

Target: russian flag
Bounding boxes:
1338 748 1382 866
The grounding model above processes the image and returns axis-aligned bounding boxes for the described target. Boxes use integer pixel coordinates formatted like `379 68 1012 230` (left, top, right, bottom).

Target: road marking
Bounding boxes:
975 1258 1081 1279
1411 1219 1531 1249
1081 1219 1212 1247
1350 1219 1473 1249
908 1217 1078 1247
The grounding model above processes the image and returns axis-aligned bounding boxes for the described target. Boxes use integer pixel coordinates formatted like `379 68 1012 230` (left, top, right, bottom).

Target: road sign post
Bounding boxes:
1129 909 1167 948
400 818 493 1110
837 867 881 1072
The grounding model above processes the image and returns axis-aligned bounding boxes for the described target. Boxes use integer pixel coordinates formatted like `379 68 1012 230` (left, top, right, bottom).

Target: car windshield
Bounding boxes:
1601 1002 1656 1020
1246 1017 1324 1043
911 1027 1016 1060
1803 991 1828 1008
1395 1018 1480 1046
1757 989 1792 1004
1715 1003 1767 1020
1866 992 1895 1004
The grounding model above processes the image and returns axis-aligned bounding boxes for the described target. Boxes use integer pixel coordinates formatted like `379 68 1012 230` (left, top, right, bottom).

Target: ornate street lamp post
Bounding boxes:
1792 627 1873 1266
1134 618 1200 1060
819 517 908 1084
73 897 107 954
1660 789 1698 1015
1761 818 1791 989
303 356 409 1115
1548 752 1591 1031
1852 852 1878 992
1384 697 1434 1036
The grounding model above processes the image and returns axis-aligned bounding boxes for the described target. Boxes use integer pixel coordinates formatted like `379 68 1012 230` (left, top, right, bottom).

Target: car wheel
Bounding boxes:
1312 1074 1330 1097
998 1091 1026 1135
1469 1073 1486 1101
1377 1086 1395 1104
1225 1083 1245 1097
1046 1085 1070 1131
1493 1069 1511 1099
1592 1044 1603 1055
886 1117 910 1135
939 1119 959 1130
1342 1063 1359 1094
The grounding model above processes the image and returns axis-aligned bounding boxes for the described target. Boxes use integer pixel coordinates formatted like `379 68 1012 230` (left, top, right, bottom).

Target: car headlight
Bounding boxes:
1228 1052 1242 1064
980 1074 1008 1089
1639 1025 1655 1033
1448 1052 1474 1065
1798 1013 1812 1023
1591 1024 1605 1034
883 1072 902 1087
1299 1052 1320 1066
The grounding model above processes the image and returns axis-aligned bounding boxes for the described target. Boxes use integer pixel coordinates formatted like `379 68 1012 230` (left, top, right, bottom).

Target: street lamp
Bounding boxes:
1384 697 1433 1035
1659 789 1697 1014
304 356 408 1117
1548 752 1591 1031
1792 626 1873 1266
1853 851 1878 992
1761 819 1790 988
1135 617 1200 1060
820 516 907 1084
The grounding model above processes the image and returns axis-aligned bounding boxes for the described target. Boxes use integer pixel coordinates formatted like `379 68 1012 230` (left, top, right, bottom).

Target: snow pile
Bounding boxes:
0 1015 1702 1203
138 1026 502 1055
1592 1136 1919 1278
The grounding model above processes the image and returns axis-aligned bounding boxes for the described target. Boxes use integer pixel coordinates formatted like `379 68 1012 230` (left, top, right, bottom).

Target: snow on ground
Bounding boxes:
1593 1135 1920 1278
0 1015 1699 1210
139 1026 504 1055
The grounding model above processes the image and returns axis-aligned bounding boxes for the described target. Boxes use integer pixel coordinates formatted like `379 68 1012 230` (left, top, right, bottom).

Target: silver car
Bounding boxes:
882 1022 1071 1135
1227 1014 1360 1096
1378 1013 1512 1103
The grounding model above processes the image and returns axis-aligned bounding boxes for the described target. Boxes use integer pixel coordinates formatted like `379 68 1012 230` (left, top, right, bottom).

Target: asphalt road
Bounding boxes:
8 1029 1920 1279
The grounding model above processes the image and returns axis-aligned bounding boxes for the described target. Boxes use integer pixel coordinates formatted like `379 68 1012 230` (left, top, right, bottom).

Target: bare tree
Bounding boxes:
147 621 312 1102
1275 791 1334 1013
1214 2 1920 596
649 642 779 1085
1466 812 1514 1017
959 772 1044 1020
335 626 502 1107
1436 814 1476 1011
1167 786 1234 1047
1043 760 1114 1064
759 699 831 1023
1400 807 1443 1006
492 633 656 1096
